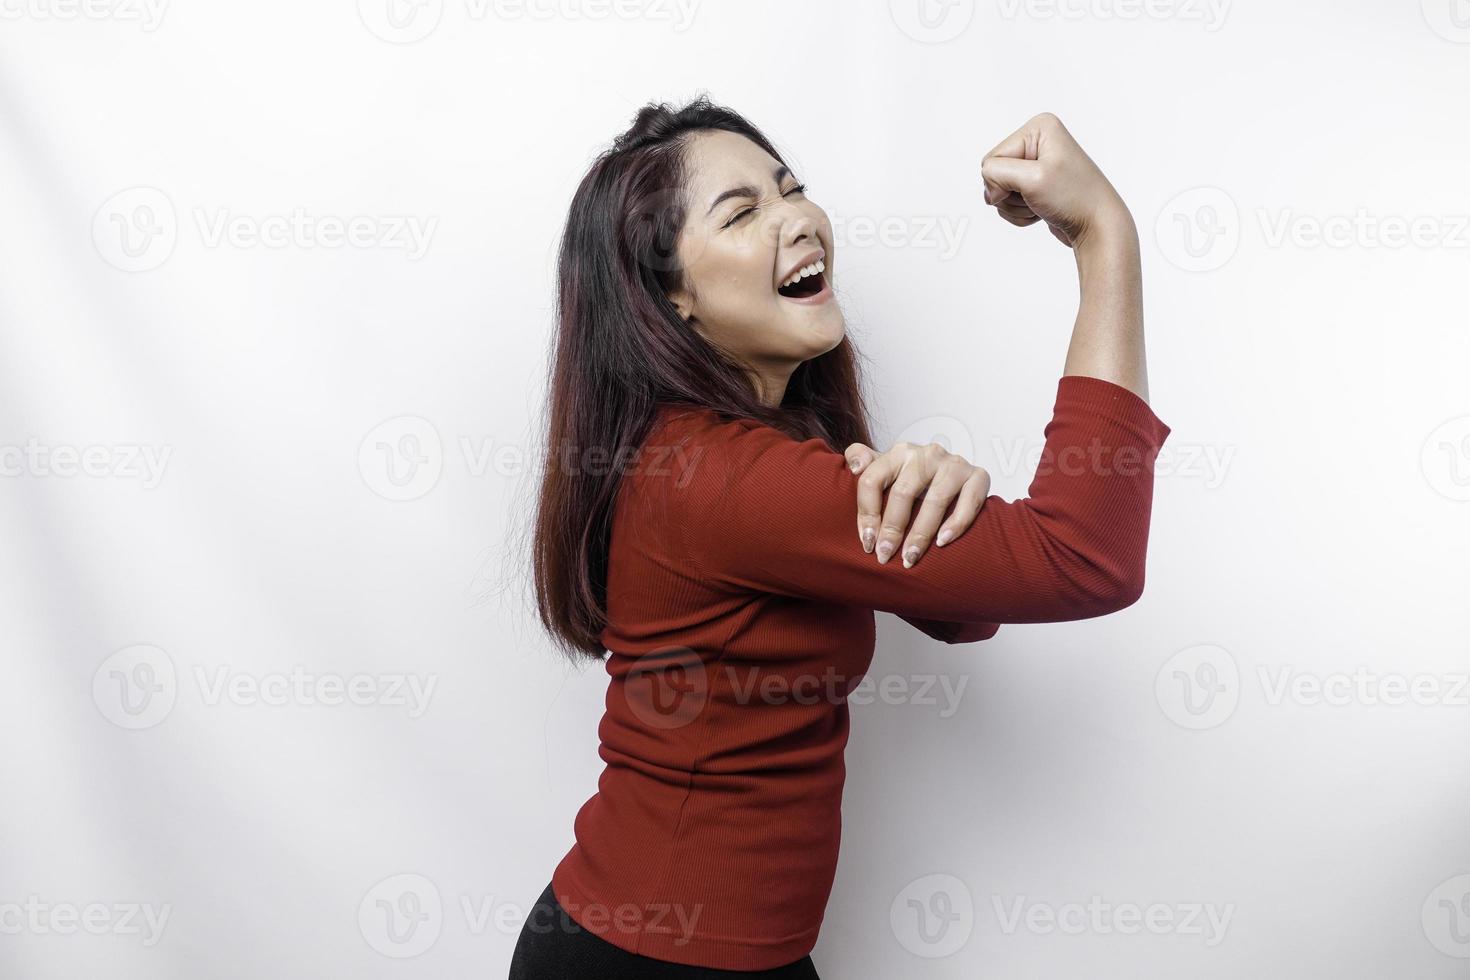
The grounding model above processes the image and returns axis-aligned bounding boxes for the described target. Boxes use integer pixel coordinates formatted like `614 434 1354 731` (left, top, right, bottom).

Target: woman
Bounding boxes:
511 96 1170 978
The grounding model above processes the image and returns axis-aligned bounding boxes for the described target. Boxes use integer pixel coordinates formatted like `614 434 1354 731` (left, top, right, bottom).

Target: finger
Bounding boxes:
984 184 1034 209
844 442 877 475
874 461 926 565
899 467 970 568
993 189 1031 209
996 203 1040 226
855 452 900 554
984 112 1068 163
982 120 1042 165
981 155 1043 201
935 469 992 547
995 198 1036 219
1000 211 1042 228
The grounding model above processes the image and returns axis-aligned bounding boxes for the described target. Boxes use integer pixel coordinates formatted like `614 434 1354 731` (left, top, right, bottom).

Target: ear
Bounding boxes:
667 283 694 322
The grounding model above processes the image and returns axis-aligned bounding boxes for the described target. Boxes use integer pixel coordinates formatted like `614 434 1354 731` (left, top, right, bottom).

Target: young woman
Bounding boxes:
511 96 1170 979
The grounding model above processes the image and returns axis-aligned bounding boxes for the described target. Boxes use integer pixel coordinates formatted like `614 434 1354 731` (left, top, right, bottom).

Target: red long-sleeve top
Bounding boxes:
551 374 1172 970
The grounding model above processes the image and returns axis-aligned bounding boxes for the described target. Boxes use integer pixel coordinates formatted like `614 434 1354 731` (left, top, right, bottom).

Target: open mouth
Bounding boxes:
777 258 829 301
778 271 826 299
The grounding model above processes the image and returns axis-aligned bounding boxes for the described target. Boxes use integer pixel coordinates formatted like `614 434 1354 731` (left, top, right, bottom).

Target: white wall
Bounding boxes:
2 1 1468 977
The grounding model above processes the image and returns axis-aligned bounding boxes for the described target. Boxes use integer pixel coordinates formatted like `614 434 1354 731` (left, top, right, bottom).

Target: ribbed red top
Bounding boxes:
551 374 1172 970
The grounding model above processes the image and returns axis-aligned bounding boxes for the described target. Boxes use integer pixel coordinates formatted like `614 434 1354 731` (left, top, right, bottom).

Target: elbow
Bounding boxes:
944 621 1001 644
1026 507 1158 618
1093 561 1148 614
1070 527 1155 616
1056 537 1150 616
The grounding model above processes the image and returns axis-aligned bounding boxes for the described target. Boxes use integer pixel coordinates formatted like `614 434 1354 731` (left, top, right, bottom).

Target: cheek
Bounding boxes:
683 233 778 320
711 251 774 304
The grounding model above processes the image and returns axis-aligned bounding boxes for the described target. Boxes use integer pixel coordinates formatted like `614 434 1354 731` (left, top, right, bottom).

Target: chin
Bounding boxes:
800 308 845 354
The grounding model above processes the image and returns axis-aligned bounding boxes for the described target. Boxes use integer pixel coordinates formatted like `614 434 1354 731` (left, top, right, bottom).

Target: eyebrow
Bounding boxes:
705 165 792 217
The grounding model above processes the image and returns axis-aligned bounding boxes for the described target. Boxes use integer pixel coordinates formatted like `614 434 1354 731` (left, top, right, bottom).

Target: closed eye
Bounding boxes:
722 183 809 229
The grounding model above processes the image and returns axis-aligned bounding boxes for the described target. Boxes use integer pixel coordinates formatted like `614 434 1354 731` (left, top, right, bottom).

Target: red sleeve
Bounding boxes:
663 375 1172 639
897 616 1002 645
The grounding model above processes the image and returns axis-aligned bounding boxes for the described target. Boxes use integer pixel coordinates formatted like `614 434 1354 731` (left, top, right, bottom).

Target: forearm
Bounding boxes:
1063 205 1151 404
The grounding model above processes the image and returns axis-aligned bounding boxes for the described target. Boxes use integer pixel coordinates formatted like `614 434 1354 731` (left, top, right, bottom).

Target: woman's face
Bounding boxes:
667 130 843 405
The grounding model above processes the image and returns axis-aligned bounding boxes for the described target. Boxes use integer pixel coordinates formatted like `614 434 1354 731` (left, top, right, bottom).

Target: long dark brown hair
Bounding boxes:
531 94 873 661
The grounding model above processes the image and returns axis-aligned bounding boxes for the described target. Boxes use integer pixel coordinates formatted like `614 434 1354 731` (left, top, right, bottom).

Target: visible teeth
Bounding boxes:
781 258 826 288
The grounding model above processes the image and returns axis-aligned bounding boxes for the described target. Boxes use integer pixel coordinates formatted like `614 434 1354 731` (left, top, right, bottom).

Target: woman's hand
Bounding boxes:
843 442 991 568
979 112 1134 250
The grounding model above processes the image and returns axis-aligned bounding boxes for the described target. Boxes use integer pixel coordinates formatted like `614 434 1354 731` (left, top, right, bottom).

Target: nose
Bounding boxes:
779 209 820 251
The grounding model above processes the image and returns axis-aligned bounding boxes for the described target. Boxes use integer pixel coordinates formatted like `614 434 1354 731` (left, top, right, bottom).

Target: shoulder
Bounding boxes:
648 403 773 460
639 405 850 528
647 404 842 485
650 403 835 454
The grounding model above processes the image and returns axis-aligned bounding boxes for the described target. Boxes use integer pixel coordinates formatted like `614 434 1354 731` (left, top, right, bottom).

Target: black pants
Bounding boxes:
508 881 821 979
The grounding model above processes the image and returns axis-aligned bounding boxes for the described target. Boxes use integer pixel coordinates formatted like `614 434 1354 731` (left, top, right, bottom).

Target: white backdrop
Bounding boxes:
3 1 1468 977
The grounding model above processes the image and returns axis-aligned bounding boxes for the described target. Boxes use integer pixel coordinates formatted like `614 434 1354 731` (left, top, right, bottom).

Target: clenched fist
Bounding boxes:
980 112 1134 250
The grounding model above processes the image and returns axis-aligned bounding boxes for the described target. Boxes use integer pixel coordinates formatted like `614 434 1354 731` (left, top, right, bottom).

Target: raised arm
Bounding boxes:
980 111 1150 402
837 113 1161 643
658 373 1170 637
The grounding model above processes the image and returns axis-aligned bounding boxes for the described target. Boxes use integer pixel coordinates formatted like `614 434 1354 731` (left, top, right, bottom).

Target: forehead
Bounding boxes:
681 130 781 200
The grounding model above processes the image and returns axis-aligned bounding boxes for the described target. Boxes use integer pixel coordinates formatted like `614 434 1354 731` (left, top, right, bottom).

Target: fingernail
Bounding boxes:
903 547 919 568
849 459 861 473
861 527 875 553
936 529 953 547
876 540 893 564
